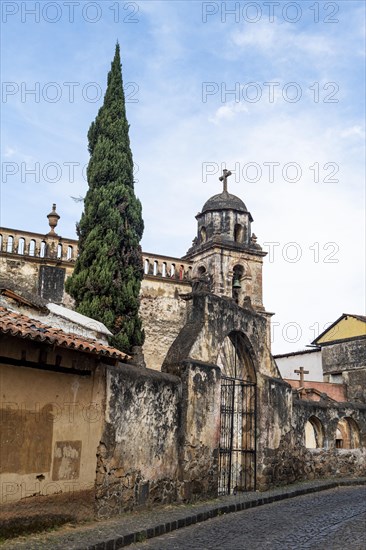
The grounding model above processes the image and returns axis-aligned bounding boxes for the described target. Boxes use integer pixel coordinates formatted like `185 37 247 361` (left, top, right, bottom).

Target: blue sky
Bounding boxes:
1 1 365 354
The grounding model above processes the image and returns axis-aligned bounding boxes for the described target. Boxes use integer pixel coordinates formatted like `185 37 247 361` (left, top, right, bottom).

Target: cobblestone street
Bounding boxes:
131 487 366 550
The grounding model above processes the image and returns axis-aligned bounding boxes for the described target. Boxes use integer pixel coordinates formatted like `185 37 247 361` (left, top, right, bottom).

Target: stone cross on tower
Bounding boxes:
294 367 309 396
219 169 232 193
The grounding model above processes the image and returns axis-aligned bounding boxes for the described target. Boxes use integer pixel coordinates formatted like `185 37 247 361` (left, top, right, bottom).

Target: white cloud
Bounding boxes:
209 101 249 123
3 147 16 158
340 125 365 139
231 20 335 57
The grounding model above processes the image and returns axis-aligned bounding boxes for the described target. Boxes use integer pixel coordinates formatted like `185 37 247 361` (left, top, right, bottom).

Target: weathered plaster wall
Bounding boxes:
0 258 40 296
344 369 366 404
95 364 182 517
140 277 190 371
163 293 277 380
0 256 75 307
0 336 105 505
258 377 293 457
321 340 366 404
177 360 221 501
321 339 366 374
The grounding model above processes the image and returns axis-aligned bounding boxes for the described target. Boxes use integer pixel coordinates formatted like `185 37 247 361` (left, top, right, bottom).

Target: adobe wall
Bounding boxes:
284 379 347 402
0 335 105 505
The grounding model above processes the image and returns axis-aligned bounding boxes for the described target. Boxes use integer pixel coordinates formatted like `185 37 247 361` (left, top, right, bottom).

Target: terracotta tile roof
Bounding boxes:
0 306 130 362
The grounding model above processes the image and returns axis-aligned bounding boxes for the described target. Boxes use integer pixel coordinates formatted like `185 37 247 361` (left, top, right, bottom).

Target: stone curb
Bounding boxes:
83 479 366 550
2 478 365 550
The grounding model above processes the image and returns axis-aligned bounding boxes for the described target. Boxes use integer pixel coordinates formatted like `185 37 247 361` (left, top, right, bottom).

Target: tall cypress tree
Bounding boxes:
66 43 144 353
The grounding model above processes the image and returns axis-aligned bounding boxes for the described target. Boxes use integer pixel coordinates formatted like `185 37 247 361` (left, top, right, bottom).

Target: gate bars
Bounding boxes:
218 377 256 495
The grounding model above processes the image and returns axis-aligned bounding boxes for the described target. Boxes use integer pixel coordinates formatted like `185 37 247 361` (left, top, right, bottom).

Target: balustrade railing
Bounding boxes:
142 253 192 282
0 229 193 282
0 228 78 263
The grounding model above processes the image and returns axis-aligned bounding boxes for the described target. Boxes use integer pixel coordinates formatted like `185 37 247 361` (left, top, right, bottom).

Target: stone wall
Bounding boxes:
140 277 190 371
176 360 221 501
95 360 224 516
163 293 277 379
95 364 182 517
321 339 366 404
0 256 75 308
185 245 265 310
344 369 366 404
321 339 366 374
258 394 366 490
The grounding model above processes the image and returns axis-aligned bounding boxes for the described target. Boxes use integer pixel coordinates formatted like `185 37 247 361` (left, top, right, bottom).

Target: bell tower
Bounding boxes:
184 169 267 310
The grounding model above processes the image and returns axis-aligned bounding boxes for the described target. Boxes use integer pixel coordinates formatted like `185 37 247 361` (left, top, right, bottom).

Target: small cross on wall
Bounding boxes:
294 366 309 388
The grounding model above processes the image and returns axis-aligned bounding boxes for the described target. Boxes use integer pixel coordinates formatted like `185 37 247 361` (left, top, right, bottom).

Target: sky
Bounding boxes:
1 0 365 354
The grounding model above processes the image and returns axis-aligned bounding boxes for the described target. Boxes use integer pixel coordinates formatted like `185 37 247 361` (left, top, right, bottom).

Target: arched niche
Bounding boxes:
197 265 206 277
200 226 207 243
40 241 47 258
335 417 360 449
234 223 244 243
305 416 324 449
6 235 14 253
144 259 150 275
232 264 244 304
29 239 36 256
17 237 25 255
67 245 73 260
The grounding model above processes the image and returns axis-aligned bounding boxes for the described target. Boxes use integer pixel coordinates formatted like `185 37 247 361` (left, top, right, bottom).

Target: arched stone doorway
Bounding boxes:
216 331 256 495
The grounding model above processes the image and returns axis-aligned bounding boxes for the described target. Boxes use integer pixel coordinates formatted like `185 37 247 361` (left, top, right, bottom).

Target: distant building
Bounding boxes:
274 348 323 381
312 314 366 402
274 314 366 404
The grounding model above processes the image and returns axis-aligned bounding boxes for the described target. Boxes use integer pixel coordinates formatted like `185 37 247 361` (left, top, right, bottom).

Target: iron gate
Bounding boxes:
218 376 256 495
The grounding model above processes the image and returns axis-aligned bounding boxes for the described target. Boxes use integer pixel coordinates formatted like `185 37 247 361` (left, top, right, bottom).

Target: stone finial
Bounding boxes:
251 233 257 243
47 204 60 235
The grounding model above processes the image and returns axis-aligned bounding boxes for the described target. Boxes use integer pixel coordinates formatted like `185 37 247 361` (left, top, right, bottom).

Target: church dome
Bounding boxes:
201 190 247 214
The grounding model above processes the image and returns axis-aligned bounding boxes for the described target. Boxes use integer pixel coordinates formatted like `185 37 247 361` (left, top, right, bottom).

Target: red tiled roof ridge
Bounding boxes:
0 306 129 361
